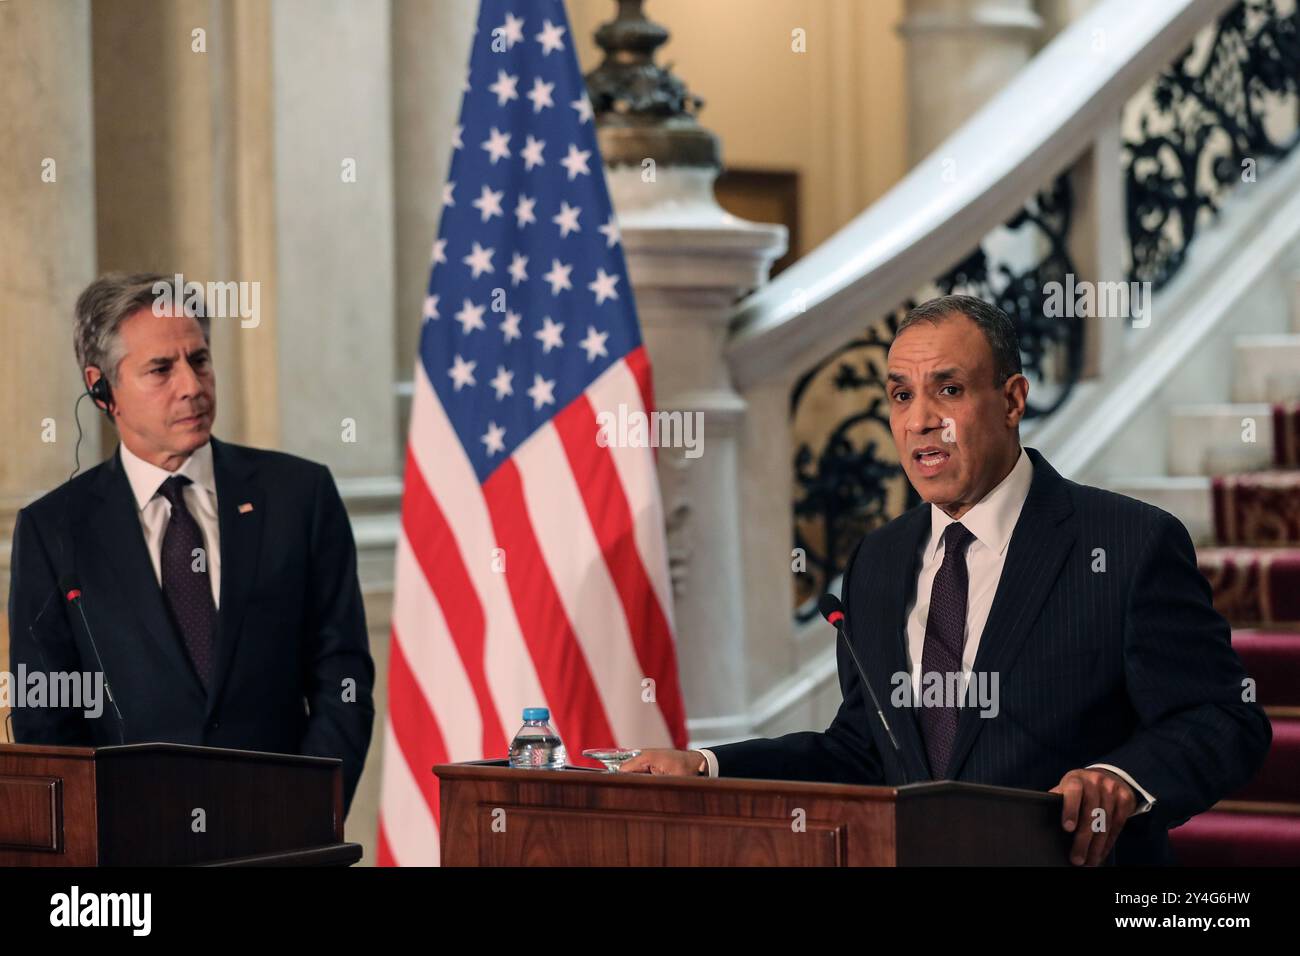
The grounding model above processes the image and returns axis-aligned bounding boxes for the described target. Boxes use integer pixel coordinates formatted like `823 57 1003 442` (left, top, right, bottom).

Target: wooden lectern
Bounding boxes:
0 742 361 866
436 761 1071 866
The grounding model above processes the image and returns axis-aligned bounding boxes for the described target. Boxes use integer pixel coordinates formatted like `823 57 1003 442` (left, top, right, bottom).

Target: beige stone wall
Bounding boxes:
0 0 99 741
90 0 281 453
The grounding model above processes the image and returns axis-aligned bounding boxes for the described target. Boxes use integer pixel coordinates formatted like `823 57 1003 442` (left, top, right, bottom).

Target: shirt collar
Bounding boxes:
118 440 216 512
927 447 1033 559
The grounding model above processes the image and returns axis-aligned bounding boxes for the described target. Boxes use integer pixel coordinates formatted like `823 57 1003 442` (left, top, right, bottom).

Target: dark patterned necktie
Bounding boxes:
919 522 975 779
158 475 216 691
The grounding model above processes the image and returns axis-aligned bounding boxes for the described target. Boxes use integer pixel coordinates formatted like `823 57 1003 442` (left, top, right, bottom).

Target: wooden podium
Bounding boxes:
436 761 1071 866
0 742 361 866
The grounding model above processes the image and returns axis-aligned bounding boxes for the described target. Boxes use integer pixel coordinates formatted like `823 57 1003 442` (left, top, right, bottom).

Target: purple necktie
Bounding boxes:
158 475 216 691
919 522 975 778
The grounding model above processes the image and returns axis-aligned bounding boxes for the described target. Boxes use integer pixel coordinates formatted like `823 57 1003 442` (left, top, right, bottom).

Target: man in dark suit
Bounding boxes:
622 294 1271 865
7 273 375 813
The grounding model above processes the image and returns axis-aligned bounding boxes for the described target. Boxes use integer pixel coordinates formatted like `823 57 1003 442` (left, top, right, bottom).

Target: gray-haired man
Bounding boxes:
7 273 375 812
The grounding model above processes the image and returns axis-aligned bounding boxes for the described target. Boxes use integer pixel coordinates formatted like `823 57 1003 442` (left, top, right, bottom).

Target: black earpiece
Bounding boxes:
86 367 114 420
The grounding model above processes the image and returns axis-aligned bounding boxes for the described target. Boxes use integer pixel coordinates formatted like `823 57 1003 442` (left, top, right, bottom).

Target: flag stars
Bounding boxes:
526 77 555 113
500 309 522 343
454 298 487 335
462 242 495 279
520 135 546 171
579 325 609 362
481 127 512 164
527 373 557 410
535 316 564 353
496 12 525 49
488 70 519 106
542 258 573 295
588 268 620 305
481 421 507 456
515 194 537 228
599 214 620 248
489 366 514 400
448 354 477 391
552 201 582 238
560 143 592 180
508 252 529 286
535 19 567 56
429 10 643 468
472 184 505 223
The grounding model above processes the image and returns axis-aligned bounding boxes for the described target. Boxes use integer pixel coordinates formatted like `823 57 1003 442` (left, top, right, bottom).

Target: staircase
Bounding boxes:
1111 281 1300 866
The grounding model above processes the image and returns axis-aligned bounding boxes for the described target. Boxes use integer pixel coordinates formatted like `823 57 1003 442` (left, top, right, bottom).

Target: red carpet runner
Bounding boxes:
1171 402 1300 865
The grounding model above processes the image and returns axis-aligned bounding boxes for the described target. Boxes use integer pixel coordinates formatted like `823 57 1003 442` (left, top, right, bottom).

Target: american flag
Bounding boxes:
377 0 688 866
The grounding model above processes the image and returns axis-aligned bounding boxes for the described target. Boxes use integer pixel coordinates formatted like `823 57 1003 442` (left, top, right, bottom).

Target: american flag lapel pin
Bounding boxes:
238 502 254 514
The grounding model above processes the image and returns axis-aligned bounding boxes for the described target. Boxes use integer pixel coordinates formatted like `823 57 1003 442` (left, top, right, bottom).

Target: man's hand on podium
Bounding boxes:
617 749 708 776
1050 768 1139 866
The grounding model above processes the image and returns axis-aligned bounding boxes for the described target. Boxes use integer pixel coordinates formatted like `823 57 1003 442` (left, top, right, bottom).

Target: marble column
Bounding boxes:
0 0 98 684
899 0 1043 164
90 0 280 450
270 0 398 482
608 167 786 742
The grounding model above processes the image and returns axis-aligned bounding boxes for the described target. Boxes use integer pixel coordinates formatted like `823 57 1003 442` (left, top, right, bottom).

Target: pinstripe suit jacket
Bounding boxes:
711 447 1272 864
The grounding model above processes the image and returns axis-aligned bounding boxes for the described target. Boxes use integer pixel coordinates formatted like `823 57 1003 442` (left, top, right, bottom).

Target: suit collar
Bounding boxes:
207 437 264 714
92 437 234 494
925 446 1032 561
207 435 257 480
118 440 217 512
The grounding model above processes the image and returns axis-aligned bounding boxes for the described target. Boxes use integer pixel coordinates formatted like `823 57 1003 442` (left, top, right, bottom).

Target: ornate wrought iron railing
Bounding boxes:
791 0 1298 620
1124 0 1299 289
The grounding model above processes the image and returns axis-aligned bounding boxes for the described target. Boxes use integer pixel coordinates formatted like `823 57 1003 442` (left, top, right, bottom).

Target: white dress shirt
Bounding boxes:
118 440 222 609
699 447 1155 813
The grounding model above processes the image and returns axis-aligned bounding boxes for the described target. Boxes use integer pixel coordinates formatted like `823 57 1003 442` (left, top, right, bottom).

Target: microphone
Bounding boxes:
819 593 908 778
61 578 127 745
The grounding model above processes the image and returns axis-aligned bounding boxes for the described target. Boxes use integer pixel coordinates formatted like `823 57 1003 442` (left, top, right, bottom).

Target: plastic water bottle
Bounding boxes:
507 707 567 769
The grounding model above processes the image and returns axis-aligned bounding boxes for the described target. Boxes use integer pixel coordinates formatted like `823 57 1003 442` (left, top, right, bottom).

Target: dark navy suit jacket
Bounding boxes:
710 447 1271 864
7 437 375 813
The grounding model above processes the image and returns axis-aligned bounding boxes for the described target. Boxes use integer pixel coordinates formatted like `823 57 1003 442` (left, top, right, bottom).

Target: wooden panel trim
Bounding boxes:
0 775 62 852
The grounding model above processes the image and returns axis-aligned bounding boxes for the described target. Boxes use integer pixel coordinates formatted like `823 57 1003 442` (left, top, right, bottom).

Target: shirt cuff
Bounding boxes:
696 748 719 778
1088 763 1156 815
